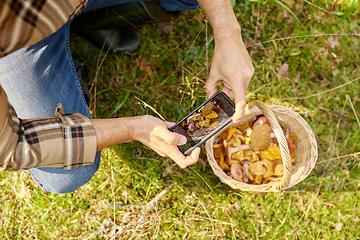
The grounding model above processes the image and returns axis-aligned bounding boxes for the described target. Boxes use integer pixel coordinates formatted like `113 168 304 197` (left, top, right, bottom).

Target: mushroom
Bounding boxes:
252 116 271 130
232 150 245 161
245 149 260 163
223 140 251 165
188 122 195 132
263 159 275 178
249 161 267 176
201 101 214 116
250 124 272 151
265 176 282 182
214 147 224 158
273 159 284 176
241 160 250 183
226 126 242 142
253 175 263 185
227 134 244 147
217 156 231 171
186 113 201 125
287 138 296 158
231 162 243 181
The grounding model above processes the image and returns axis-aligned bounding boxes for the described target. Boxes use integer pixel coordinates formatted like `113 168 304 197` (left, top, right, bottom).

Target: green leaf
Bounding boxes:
273 0 305 29
106 92 130 118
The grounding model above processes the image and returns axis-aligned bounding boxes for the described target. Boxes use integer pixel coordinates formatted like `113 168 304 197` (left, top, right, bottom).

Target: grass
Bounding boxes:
1 0 360 239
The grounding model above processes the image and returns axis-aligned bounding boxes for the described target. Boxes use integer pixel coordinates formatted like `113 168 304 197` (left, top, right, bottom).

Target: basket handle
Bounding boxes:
246 100 292 190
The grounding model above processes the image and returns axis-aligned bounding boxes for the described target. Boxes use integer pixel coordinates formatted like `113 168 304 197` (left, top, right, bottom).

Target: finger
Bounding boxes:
154 126 187 146
164 121 176 129
144 142 167 157
220 86 234 99
205 78 219 96
165 146 200 168
183 147 200 167
232 90 247 123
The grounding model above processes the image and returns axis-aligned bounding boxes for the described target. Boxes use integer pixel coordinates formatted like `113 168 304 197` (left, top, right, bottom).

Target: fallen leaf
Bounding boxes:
322 19 332 25
341 170 349 179
194 12 205 22
287 18 296 24
277 63 289 78
134 58 154 81
335 222 343 232
281 0 295 7
337 194 345 202
294 71 302 82
327 37 340 48
332 68 340 76
158 23 175 34
313 11 324 21
295 2 302 9
233 202 242 211
314 47 328 60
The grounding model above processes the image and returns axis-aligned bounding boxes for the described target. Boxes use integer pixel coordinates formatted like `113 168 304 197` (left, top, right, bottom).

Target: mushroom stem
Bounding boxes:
186 113 201 125
223 140 251 165
241 160 250 183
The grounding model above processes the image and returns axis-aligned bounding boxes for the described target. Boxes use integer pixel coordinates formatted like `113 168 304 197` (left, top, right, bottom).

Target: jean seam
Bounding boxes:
27 169 48 192
65 20 91 116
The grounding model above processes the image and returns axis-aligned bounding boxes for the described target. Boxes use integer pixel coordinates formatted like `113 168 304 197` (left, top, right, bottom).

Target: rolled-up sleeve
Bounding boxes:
0 86 97 171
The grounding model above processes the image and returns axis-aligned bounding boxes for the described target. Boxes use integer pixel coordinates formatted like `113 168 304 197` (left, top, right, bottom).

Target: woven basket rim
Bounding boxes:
205 104 318 192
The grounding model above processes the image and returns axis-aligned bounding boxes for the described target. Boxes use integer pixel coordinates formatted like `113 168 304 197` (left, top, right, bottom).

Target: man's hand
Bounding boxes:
133 115 200 168
91 115 200 168
197 0 255 122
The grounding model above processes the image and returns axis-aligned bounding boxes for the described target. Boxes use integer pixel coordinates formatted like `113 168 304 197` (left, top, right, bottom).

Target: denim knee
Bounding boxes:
158 0 201 12
27 152 101 194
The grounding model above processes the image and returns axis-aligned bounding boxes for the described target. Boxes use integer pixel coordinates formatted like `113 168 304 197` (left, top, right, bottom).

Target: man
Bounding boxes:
0 0 254 193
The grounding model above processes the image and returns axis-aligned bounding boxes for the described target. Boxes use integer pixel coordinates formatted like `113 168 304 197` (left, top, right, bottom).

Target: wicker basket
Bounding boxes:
205 100 318 192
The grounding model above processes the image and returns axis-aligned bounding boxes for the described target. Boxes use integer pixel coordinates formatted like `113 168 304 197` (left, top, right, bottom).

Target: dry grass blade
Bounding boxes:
346 94 360 128
134 96 166 121
317 152 360 164
284 76 360 100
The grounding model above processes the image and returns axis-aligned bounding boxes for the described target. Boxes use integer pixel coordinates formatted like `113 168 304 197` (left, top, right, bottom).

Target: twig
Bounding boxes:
290 181 323 233
283 76 360 100
346 94 360 128
189 166 213 193
142 182 177 214
134 96 166 121
317 152 360 164
247 33 360 48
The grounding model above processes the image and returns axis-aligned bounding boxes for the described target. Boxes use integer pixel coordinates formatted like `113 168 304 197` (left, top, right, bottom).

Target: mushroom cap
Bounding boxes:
250 124 272 151
252 116 271 129
241 159 250 165
249 161 267 176
201 101 214 116
231 162 243 181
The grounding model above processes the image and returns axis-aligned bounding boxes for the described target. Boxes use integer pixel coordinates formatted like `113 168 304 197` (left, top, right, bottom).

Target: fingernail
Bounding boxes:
179 136 187 145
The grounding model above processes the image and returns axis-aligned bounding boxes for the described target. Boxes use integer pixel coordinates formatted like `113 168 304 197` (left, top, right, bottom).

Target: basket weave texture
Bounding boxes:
205 100 318 192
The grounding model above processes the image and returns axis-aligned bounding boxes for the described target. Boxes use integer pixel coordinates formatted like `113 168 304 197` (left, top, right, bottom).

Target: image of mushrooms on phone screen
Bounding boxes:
170 92 235 155
181 100 229 141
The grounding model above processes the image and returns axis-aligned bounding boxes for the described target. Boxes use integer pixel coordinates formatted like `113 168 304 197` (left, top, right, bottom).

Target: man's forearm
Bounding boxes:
197 0 241 38
91 116 140 151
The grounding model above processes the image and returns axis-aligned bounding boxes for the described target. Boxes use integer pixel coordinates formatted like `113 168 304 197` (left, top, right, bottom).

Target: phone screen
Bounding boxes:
170 92 235 155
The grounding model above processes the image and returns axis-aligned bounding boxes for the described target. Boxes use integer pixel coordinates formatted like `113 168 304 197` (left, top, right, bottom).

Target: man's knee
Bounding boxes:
28 152 101 194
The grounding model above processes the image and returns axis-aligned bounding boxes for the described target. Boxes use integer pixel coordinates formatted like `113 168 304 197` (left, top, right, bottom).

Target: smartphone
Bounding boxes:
170 92 235 155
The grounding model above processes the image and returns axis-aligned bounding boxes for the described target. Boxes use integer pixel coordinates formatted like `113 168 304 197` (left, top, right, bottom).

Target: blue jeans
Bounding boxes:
0 0 199 194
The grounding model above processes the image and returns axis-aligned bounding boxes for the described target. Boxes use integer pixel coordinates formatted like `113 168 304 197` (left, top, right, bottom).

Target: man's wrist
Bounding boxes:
213 24 241 42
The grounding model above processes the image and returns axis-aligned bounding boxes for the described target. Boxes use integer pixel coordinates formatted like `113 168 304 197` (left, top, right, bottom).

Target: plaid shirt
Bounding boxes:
0 0 87 58
0 86 97 171
0 1 97 170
